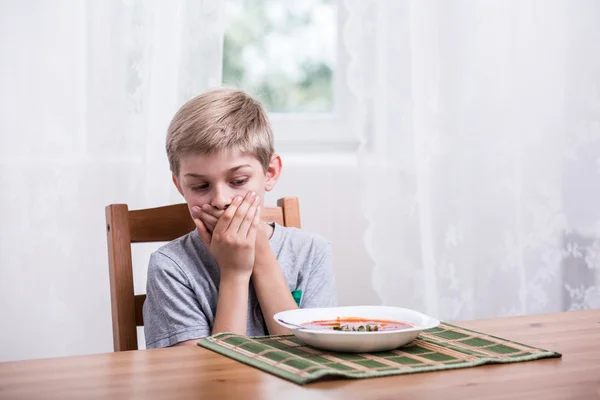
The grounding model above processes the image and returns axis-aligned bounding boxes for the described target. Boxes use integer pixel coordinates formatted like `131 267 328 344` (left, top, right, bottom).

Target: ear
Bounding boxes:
264 154 282 192
172 173 184 197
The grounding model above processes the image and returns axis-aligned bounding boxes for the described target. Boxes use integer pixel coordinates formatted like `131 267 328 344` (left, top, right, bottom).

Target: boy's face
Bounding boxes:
172 148 281 212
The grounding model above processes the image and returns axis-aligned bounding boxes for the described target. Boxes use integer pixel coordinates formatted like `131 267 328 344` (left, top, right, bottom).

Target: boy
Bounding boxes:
143 87 338 348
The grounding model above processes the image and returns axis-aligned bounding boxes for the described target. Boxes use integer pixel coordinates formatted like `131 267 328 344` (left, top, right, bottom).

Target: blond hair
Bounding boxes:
166 87 274 176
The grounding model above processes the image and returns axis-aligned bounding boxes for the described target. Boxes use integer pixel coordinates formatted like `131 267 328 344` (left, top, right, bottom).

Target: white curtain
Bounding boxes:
0 0 224 361
346 0 600 321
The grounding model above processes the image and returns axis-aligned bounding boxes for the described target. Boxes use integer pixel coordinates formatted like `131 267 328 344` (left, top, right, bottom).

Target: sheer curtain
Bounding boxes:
0 0 224 361
346 0 600 321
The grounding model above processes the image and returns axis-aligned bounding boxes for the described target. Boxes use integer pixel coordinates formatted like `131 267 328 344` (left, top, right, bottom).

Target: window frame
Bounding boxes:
224 0 358 153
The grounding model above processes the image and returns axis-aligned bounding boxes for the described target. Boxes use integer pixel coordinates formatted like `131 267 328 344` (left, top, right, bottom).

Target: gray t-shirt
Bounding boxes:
143 223 338 348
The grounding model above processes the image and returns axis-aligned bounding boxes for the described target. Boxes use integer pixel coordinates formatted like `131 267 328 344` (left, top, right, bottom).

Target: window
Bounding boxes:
223 0 358 152
223 0 335 113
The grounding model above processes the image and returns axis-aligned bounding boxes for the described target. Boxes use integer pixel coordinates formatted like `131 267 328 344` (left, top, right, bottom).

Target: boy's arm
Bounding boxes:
210 273 251 335
171 270 250 343
251 224 298 335
196 204 301 335
191 192 260 336
170 275 249 342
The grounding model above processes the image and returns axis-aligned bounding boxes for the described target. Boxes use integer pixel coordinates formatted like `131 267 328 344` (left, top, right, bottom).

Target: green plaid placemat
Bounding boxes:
197 322 561 385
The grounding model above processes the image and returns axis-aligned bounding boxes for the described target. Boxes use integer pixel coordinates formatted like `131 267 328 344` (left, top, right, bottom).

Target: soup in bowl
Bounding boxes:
301 317 413 332
274 306 440 353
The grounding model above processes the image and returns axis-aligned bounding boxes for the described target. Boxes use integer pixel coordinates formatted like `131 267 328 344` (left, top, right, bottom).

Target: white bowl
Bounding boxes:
274 306 440 353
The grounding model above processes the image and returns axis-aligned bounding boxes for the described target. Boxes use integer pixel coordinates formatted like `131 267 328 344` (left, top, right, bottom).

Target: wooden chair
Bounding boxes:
105 197 301 352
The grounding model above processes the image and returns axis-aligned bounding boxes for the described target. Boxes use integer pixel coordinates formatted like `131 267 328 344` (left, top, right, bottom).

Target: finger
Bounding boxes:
192 206 211 247
198 210 219 232
225 192 256 234
246 206 261 241
238 195 260 236
201 204 225 219
214 195 242 234
196 220 212 248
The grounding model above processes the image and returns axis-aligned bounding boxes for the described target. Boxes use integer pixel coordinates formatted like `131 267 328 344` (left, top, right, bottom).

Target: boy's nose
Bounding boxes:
210 188 231 210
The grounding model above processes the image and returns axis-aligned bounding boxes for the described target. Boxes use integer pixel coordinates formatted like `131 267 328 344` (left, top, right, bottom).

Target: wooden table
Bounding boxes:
1 310 599 399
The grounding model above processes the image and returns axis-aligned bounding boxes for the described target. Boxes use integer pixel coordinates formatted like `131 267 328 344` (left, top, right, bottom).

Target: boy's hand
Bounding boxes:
253 220 275 267
197 204 225 233
200 203 272 258
199 199 296 336
191 192 261 279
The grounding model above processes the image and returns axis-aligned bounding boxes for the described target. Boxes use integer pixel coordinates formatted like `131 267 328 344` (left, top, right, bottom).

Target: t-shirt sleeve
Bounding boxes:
143 251 210 348
300 240 338 308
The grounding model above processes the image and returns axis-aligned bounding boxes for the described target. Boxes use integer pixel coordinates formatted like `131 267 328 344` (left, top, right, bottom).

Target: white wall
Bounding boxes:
265 153 379 307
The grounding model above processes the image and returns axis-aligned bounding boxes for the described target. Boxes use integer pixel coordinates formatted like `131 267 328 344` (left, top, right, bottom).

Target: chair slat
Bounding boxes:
278 197 301 228
106 204 138 352
129 204 195 243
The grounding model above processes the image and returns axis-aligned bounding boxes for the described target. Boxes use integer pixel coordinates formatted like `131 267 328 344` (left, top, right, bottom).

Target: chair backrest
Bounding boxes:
105 197 301 352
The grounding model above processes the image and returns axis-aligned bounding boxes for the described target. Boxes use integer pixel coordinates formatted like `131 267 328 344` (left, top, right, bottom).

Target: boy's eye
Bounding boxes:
231 178 249 186
191 184 209 192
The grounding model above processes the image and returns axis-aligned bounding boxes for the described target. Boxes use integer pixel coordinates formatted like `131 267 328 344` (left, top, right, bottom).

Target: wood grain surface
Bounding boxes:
1 309 598 399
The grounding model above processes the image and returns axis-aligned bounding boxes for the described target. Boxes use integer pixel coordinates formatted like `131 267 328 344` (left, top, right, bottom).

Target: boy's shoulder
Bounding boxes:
156 229 197 255
274 222 328 243
148 230 210 274
271 223 331 263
